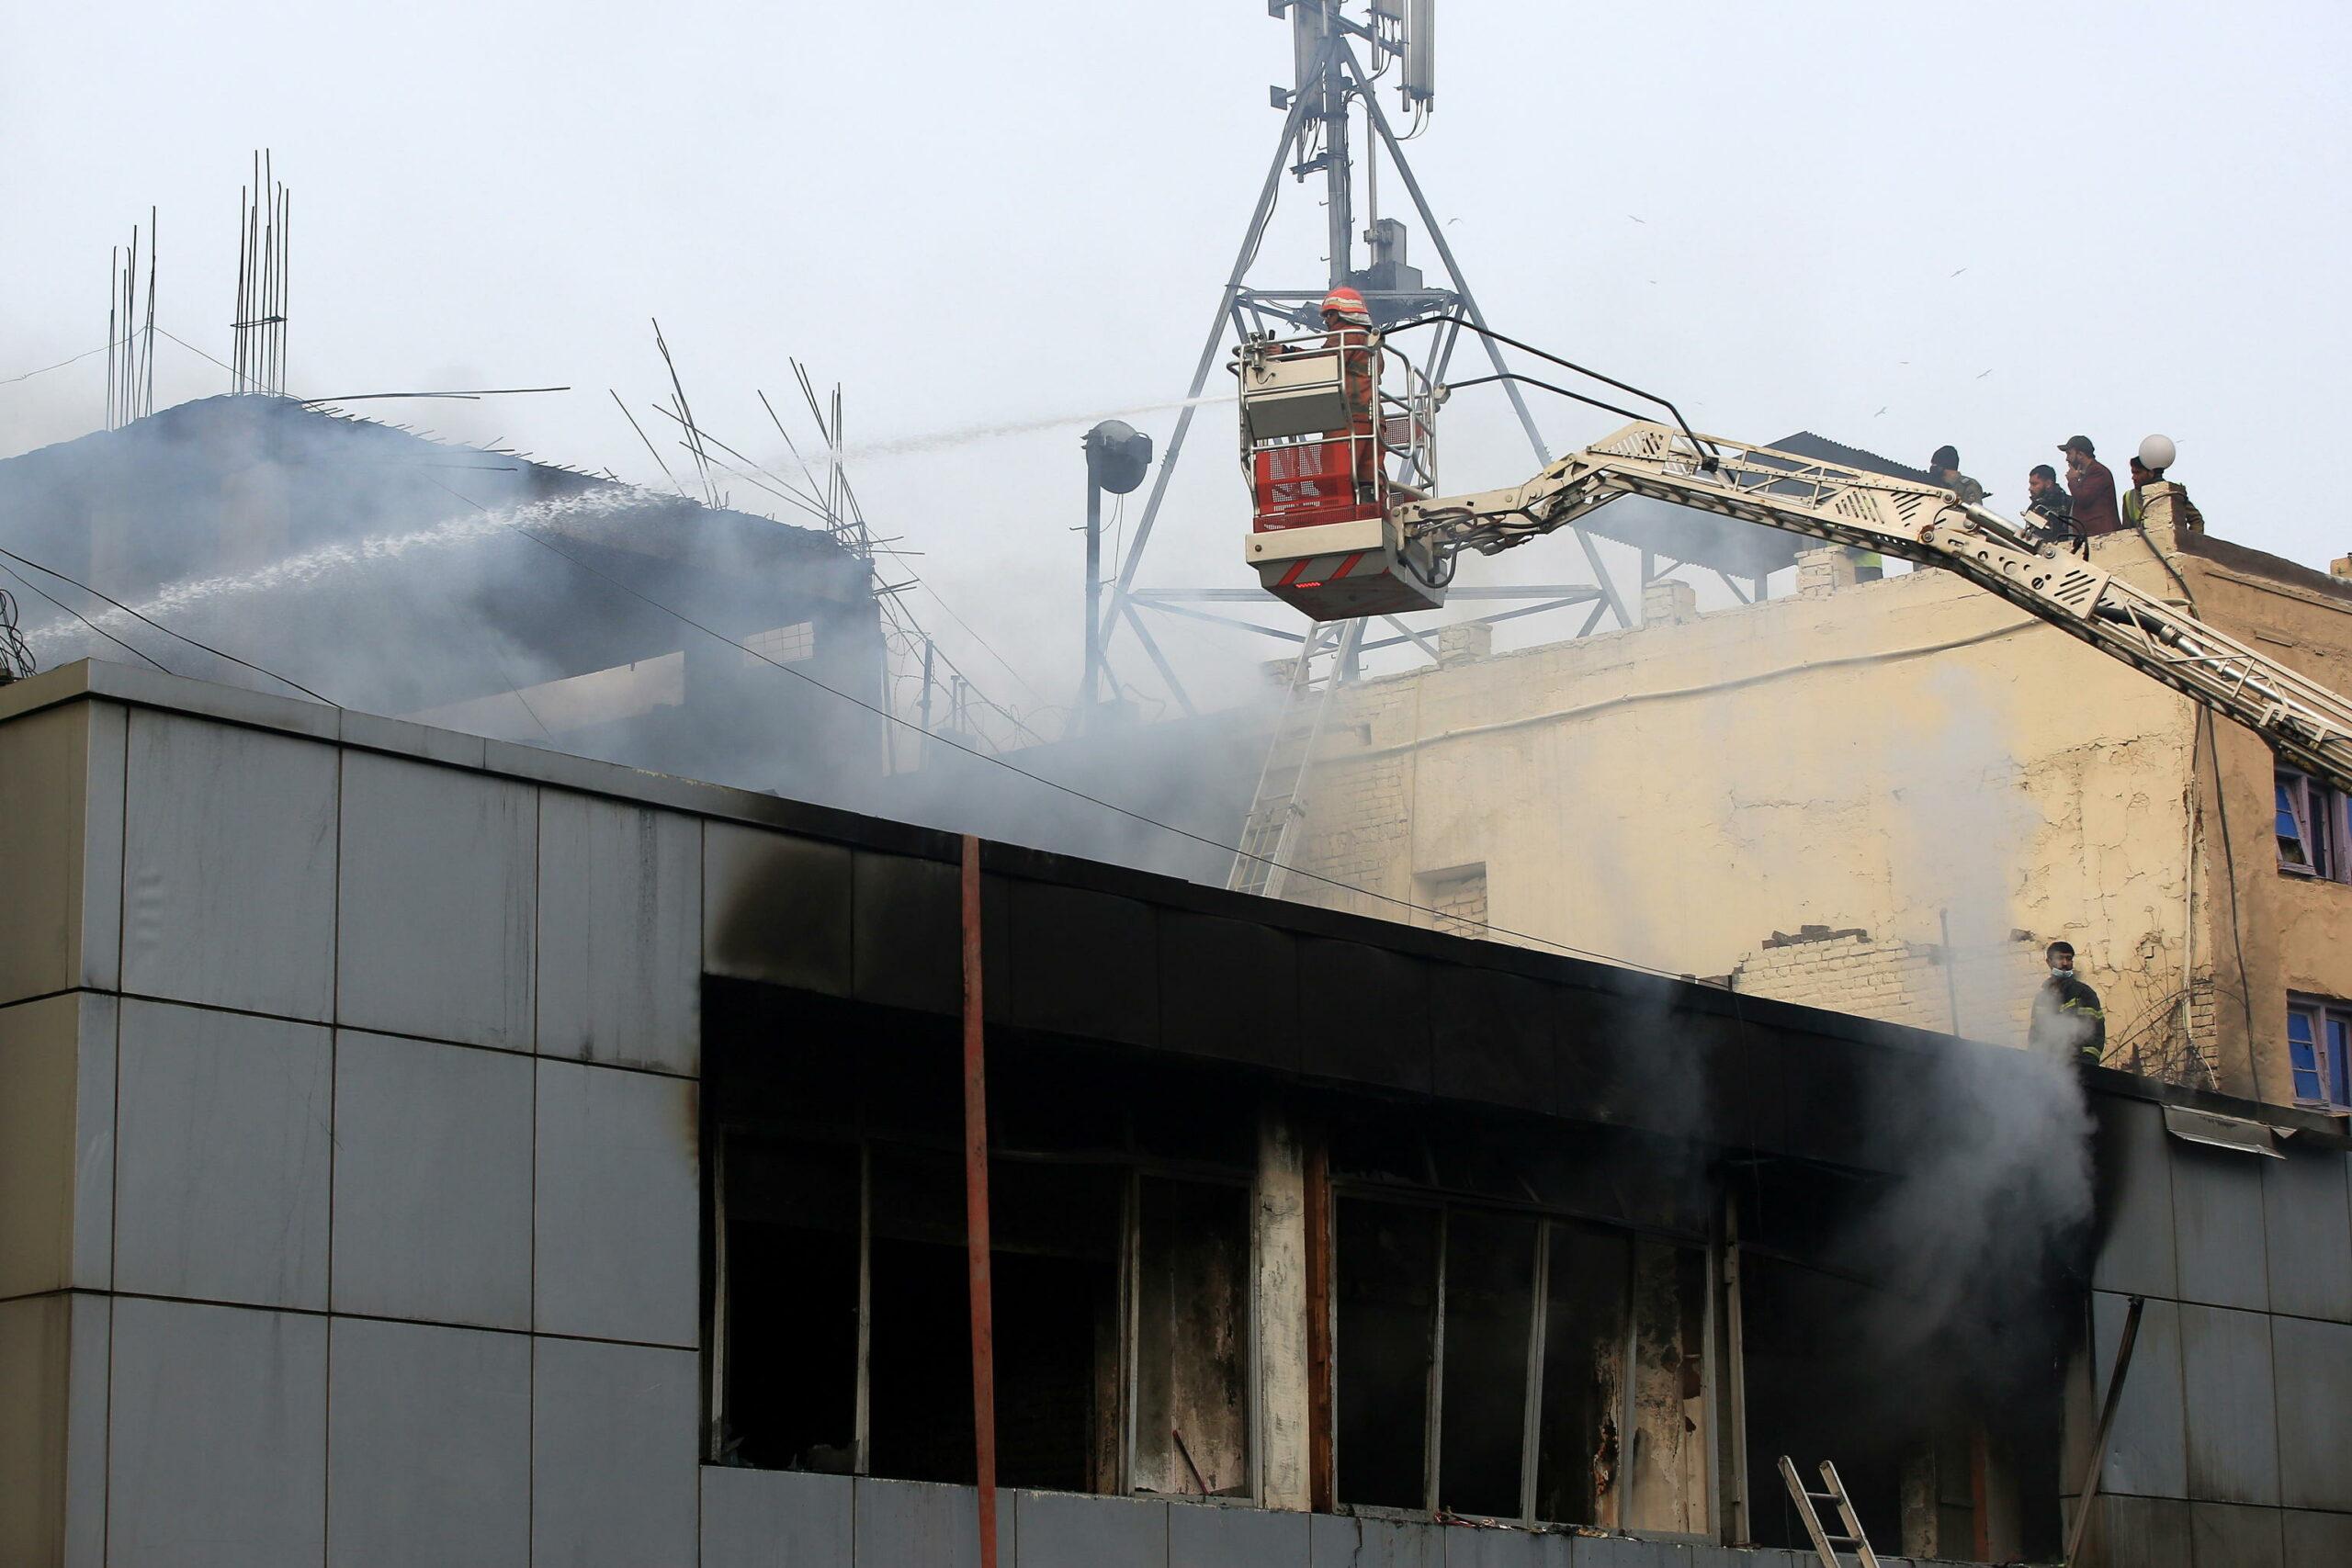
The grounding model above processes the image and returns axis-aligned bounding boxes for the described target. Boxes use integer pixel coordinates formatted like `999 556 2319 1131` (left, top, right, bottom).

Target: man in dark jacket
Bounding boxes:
2029 941 2106 1063
1928 444 1987 505
2025 463 2074 536
2060 436 2121 535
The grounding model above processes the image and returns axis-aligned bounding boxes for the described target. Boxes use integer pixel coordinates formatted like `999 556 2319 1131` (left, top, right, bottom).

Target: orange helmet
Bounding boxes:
1320 286 1372 326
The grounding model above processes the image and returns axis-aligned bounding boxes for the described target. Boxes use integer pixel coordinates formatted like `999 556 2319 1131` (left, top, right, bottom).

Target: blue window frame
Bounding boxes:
2288 998 2352 1111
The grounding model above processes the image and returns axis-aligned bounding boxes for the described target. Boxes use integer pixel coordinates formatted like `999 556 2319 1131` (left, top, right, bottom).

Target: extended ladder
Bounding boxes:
1779 1457 1882 1568
1227 618 1364 897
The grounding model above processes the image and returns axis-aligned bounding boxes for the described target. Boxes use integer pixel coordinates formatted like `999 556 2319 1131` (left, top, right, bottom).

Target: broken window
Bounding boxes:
711 1126 1249 1496
1333 1194 1711 1532
1532 1224 1632 1526
1335 1197 1442 1509
1437 1211 1537 1517
1133 1177 1251 1497
704 993 1261 1499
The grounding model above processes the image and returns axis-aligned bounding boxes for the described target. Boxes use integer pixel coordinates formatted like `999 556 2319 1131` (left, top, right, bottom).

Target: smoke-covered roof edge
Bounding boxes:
9 655 2342 1156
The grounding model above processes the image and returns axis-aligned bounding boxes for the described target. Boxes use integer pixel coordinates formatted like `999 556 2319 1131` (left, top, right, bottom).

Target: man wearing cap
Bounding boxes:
2060 435 2121 536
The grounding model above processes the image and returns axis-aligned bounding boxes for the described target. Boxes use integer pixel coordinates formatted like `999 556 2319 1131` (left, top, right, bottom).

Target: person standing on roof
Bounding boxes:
1928 445 1987 506
2028 941 2107 1064
2122 434 2206 535
2025 463 2074 534
2060 435 2122 536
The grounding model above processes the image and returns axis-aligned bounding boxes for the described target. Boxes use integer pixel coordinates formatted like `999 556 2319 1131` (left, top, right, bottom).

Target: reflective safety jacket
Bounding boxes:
2030 974 2107 1062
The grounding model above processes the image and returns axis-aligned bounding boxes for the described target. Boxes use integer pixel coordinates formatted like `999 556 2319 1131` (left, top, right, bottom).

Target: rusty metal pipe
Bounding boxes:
961 834 999 1567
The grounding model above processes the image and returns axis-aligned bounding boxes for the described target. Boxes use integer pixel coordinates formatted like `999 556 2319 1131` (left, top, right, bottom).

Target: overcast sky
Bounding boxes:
6 1 2347 730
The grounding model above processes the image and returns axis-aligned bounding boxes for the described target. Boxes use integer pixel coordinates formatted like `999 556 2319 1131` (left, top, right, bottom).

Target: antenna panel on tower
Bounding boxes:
1403 0 1435 105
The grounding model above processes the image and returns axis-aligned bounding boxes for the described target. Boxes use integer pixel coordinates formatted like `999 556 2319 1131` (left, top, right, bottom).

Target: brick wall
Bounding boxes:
1732 930 2046 1046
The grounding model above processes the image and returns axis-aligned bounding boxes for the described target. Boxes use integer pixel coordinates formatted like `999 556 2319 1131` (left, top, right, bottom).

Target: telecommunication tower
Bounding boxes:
1092 0 1636 714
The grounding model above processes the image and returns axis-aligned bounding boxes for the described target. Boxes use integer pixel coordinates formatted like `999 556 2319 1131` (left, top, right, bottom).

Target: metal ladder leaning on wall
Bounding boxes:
1779 1457 1883 1568
1227 617 1365 897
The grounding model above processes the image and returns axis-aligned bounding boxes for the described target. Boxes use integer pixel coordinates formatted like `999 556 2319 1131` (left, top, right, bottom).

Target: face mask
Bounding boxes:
2050 964 2073 981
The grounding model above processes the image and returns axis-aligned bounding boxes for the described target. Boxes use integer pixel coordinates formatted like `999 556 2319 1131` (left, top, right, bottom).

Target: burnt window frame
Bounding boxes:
1325 1182 1721 1538
705 1122 1256 1501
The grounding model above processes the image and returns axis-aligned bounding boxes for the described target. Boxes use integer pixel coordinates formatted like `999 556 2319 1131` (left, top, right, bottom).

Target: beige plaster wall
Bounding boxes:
1284 522 2352 1103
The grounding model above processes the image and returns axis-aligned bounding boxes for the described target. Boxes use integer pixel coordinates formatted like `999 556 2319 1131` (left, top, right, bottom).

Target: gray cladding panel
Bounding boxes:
331 1032 534 1329
2188 1501 2283 1568
2090 1095 2177 1299
851 1477 1014 1568
2170 1142 2271 1313
2092 1291 2188 1499
0 1295 69 1568
2283 1509 2352 1562
0 701 122 1006
1168 1502 1309 1568
534 1058 699 1347
63 1293 107 1568
700 1466 854 1568
1016 1490 1169 1567
2081 1494 2191 1568
121 710 339 1020
1442 1526 1574 1565
336 751 536 1049
2269 1314 2352 1510
1306 1513 1445 1568
328 1317 529 1568
536 792 700 1074
2259 1145 2352 1323
531 1337 698 1568
107 1298 326 1568
705 822 853 996
114 1000 332 1309
0 992 115 1298
2178 1303 2279 1506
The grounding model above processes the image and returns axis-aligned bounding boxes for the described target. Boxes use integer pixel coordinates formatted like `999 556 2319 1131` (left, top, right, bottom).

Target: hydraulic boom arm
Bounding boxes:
1385 421 2352 795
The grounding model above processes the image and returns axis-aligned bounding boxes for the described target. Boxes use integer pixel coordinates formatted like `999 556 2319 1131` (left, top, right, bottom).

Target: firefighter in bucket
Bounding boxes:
1315 286 1380 504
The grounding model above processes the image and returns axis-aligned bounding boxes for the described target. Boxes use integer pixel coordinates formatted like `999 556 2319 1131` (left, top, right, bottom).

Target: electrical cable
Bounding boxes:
0 336 129 390
0 544 333 705
0 559 173 673
0 588 40 680
2143 537 2264 1100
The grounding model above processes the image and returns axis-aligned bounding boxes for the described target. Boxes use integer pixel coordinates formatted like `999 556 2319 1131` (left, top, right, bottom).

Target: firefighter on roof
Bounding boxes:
2029 940 2107 1064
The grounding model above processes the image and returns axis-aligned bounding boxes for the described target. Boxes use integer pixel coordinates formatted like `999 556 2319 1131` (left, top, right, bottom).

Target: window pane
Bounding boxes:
1132 1178 1251 1497
2278 779 2311 867
1623 1241 1711 1536
2329 1015 2352 1111
1438 1210 1538 1518
1336 1197 1442 1510
2315 789 2336 880
1532 1224 1631 1526
2289 1009 2322 1103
